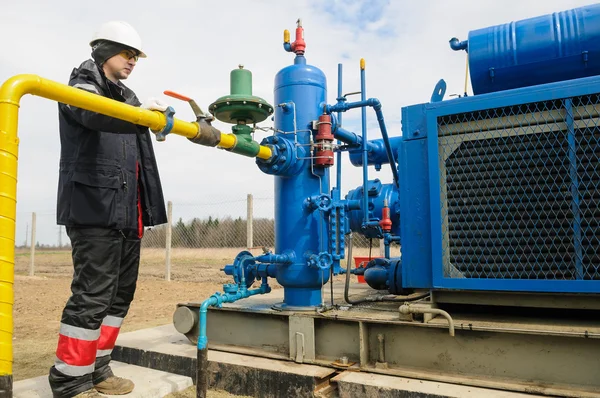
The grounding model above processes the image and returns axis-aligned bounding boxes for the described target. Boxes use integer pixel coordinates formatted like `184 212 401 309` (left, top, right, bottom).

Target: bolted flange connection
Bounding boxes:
256 135 305 176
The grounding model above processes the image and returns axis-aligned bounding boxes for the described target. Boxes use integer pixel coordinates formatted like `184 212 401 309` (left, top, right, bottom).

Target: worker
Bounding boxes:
49 21 168 398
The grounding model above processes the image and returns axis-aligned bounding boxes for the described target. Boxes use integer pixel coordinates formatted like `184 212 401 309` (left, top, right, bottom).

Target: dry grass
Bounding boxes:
14 246 377 286
12 247 376 396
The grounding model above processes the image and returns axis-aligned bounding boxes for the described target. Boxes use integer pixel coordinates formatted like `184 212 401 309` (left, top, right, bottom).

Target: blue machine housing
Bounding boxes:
399 75 600 293
462 4 600 95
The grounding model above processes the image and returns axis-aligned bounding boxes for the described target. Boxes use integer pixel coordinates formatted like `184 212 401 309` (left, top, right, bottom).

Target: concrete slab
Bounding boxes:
333 371 544 398
13 361 192 398
112 324 337 397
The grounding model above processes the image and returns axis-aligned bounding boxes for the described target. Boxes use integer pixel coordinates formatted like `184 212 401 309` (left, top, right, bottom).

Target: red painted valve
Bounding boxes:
291 19 306 55
379 200 392 232
315 114 334 167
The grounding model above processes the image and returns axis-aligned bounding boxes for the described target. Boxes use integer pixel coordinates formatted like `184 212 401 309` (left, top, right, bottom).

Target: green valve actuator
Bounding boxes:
210 65 273 125
209 65 274 157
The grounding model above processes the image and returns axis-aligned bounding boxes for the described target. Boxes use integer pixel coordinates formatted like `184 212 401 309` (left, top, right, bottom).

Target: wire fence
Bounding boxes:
142 195 275 250
16 194 389 279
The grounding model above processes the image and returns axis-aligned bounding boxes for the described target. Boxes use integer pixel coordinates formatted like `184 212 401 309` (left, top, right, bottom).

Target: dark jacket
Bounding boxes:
57 59 167 230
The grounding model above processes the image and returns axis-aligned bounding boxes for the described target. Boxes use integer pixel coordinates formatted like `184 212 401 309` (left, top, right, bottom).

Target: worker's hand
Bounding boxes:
141 97 169 112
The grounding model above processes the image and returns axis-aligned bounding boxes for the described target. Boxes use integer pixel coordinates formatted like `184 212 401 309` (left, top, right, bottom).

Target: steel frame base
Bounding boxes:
175 283 600 398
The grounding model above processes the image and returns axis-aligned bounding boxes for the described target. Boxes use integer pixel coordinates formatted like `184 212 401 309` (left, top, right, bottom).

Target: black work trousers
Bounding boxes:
48 227 141 398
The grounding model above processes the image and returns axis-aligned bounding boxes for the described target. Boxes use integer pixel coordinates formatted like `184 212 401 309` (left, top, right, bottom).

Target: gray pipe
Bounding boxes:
399 303 455 337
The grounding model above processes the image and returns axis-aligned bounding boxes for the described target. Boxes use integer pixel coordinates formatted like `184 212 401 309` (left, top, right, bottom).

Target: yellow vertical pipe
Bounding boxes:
0 88 19 379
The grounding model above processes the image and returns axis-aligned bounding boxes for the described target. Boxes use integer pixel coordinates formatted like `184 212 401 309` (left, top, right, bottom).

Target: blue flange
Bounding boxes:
155 106 176 142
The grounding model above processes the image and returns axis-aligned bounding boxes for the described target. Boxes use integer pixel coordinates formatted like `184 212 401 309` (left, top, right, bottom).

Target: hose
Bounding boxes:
343 233 430 305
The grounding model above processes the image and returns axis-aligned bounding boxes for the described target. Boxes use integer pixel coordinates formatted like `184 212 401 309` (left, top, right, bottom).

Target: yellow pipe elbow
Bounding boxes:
0 73 274 379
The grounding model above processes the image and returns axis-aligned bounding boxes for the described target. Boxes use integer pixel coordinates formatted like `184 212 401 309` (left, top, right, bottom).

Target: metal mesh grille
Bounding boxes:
438 96 600 280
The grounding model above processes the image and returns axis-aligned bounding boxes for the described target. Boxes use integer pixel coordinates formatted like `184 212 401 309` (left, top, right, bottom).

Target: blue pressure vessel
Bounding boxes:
272 56 330 308
458 4 600 94
346 180 400 238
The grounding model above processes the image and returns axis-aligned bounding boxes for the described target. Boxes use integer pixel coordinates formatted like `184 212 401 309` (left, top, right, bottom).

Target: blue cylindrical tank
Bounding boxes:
346 180 400 238
464 4 600 94
272 56 330 308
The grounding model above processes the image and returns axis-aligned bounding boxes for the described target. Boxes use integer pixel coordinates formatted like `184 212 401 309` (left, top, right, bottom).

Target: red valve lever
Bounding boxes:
164 90 192 102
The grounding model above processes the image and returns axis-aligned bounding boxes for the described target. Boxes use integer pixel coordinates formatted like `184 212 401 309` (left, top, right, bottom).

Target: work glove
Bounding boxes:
141 97 169 112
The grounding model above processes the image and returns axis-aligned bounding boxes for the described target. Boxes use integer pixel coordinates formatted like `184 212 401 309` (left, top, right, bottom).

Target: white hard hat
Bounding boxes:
90 21 147 58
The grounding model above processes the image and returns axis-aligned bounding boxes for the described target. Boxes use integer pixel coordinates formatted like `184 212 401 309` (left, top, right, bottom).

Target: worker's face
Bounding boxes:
103 50 138 82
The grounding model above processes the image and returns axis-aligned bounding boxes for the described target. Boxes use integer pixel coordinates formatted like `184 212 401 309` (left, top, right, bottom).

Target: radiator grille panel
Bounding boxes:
438 96 600 280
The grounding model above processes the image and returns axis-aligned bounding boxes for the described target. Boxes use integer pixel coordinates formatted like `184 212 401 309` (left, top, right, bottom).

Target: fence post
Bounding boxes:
247 194 253 249
165 201 173 281
29 212 36 276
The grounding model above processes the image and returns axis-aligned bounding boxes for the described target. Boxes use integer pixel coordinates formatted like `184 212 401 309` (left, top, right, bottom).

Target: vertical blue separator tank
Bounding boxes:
272 55 330 308
465 4 600 94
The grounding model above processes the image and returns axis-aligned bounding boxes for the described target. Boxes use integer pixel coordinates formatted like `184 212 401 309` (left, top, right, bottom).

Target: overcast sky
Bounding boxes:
1 0 594 244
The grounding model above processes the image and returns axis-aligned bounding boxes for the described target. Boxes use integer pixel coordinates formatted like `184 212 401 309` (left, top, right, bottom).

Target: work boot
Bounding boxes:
73 389 103 398
94 376 135 395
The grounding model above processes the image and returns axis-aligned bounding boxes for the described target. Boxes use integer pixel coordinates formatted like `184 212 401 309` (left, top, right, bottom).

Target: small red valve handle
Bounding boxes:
163 90 210 120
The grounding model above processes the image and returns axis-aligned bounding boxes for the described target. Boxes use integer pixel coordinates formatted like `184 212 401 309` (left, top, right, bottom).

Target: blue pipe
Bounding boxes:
360 65 369 225
363 265 389 290
383 233 401 260
255 252 293 264
256 263 278 279
348 137 402 167
334 64 344 275
449 37 468 51
336 63 343 192
328 99 399 187
333 126 379 156
327 99 374 112
197 297 218 351
334 127 361 146
346 199 362 211
197 280 271 350
327 98 385 113
372 102 400 188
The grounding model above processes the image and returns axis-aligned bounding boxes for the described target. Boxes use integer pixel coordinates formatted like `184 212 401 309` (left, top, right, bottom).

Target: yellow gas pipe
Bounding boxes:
0 74 272 382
